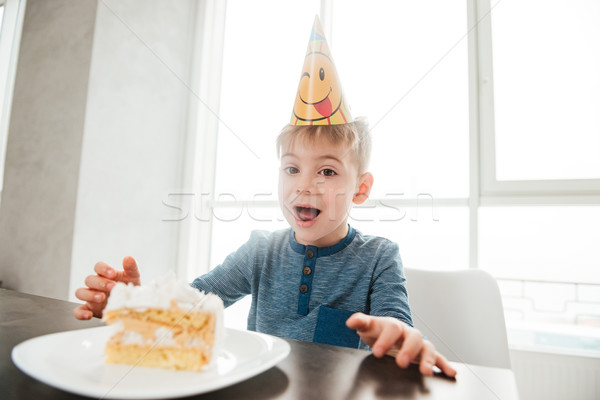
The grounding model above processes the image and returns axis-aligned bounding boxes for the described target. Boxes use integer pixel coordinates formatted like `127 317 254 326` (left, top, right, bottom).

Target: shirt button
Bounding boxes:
306 250 314 258
303 266 312 275
299 284 308 293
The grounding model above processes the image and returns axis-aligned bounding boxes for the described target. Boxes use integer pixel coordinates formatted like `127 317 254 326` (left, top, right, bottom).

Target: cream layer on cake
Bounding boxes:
103 273 223 372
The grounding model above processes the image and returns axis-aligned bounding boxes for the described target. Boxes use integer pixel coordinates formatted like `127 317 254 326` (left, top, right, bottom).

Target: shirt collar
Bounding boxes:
289 225 356 257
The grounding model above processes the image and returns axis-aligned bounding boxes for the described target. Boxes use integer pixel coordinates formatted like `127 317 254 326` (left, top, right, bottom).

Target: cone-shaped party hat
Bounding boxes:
290 16 353 126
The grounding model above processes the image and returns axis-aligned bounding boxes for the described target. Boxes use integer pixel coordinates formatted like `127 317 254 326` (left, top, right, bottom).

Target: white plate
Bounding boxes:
12 326 290 399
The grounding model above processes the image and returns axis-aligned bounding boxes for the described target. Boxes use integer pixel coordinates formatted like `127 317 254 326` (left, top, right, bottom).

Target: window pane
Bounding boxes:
481 206 600 333
351 205 469 270
492 0 600 181
214 1 320 200
479 206 600 284
333 0 469 198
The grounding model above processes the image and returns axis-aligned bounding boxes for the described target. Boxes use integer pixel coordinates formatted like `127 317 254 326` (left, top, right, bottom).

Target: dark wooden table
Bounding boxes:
1 288 519 399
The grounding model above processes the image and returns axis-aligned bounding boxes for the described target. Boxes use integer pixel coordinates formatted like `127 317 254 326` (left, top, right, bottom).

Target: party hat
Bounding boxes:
290 16 353 126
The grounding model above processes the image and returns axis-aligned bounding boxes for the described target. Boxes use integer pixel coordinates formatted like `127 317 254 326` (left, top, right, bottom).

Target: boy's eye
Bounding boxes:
320 169 336 177
285 167 299 174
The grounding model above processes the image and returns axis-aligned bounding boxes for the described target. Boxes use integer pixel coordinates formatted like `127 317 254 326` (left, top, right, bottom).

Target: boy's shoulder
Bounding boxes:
245 227 290 246
345 227 403 269
232 228 291 260
352 227 399 250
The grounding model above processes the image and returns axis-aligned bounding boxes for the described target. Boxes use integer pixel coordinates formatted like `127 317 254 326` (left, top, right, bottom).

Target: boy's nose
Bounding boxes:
296 176 323 194
296 181 312 194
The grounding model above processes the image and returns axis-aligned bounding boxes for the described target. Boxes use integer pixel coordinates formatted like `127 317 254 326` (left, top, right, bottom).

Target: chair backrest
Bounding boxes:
403 268 511 369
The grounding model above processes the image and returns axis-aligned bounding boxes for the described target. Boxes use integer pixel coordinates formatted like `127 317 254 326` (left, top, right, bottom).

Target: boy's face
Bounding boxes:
278 136 371 247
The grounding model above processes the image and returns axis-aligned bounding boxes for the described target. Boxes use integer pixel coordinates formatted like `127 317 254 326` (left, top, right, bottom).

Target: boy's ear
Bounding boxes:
353 172 374 205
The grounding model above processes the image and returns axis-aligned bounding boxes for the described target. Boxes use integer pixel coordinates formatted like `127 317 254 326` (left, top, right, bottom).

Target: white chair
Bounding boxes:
403 268 511 369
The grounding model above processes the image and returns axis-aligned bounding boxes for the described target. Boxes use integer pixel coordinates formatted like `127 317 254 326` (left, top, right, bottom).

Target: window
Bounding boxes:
480 206 600 284
492 0 600 182
189 0 600 343
0 0 26 195
332 1 470 199
481 0 600 195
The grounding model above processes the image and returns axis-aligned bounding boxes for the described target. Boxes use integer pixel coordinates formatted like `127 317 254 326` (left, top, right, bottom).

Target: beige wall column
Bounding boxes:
0 0 98 299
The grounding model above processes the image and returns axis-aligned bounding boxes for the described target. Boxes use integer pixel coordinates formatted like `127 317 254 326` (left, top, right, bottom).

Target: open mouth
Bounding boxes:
295 206 321 222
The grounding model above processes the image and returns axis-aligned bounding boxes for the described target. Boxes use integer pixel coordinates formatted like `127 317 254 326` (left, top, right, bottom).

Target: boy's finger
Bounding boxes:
73 304 93 320
93 261 116 279
346 312 371 332
122 256 140 280
75 288 105 303
370 319 405 358
435 352 458 378
416 341 436 376
346 313 381 348
396 328 424 368
84 275 115 291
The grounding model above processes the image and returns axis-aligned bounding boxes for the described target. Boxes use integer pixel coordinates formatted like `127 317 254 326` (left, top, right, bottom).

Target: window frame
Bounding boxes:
177 0 228 282
0 0 27 195
475 0 600 201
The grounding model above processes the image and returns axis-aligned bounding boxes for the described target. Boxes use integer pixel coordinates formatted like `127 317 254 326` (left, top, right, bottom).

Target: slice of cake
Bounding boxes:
102 273 223 372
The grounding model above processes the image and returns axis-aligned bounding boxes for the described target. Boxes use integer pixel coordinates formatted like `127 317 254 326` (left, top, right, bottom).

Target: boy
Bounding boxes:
74 17 456 378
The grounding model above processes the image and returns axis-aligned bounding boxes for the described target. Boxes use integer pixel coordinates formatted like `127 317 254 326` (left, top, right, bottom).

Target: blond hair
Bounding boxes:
276 117 371 175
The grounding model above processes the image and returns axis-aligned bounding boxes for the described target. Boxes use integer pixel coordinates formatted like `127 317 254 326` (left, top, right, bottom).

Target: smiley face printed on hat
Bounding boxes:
293 52 343 122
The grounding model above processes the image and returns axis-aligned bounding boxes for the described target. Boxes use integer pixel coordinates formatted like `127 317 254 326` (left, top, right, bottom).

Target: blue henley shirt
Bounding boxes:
190 225 412 349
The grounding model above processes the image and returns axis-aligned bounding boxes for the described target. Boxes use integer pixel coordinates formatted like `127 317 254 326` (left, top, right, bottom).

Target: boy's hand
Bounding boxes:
73 256 141 320
346 312 457 378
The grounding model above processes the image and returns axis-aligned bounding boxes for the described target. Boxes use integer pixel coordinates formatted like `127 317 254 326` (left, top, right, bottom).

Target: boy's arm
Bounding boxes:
73 256 141 320
348 240 455 377
368 241 412 325
346 313 457 377
190 258 251 307
190 231 265 306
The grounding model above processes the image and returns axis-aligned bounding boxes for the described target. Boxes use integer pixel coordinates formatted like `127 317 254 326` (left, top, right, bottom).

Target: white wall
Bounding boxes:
510 348 600 400
68 0 199 298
